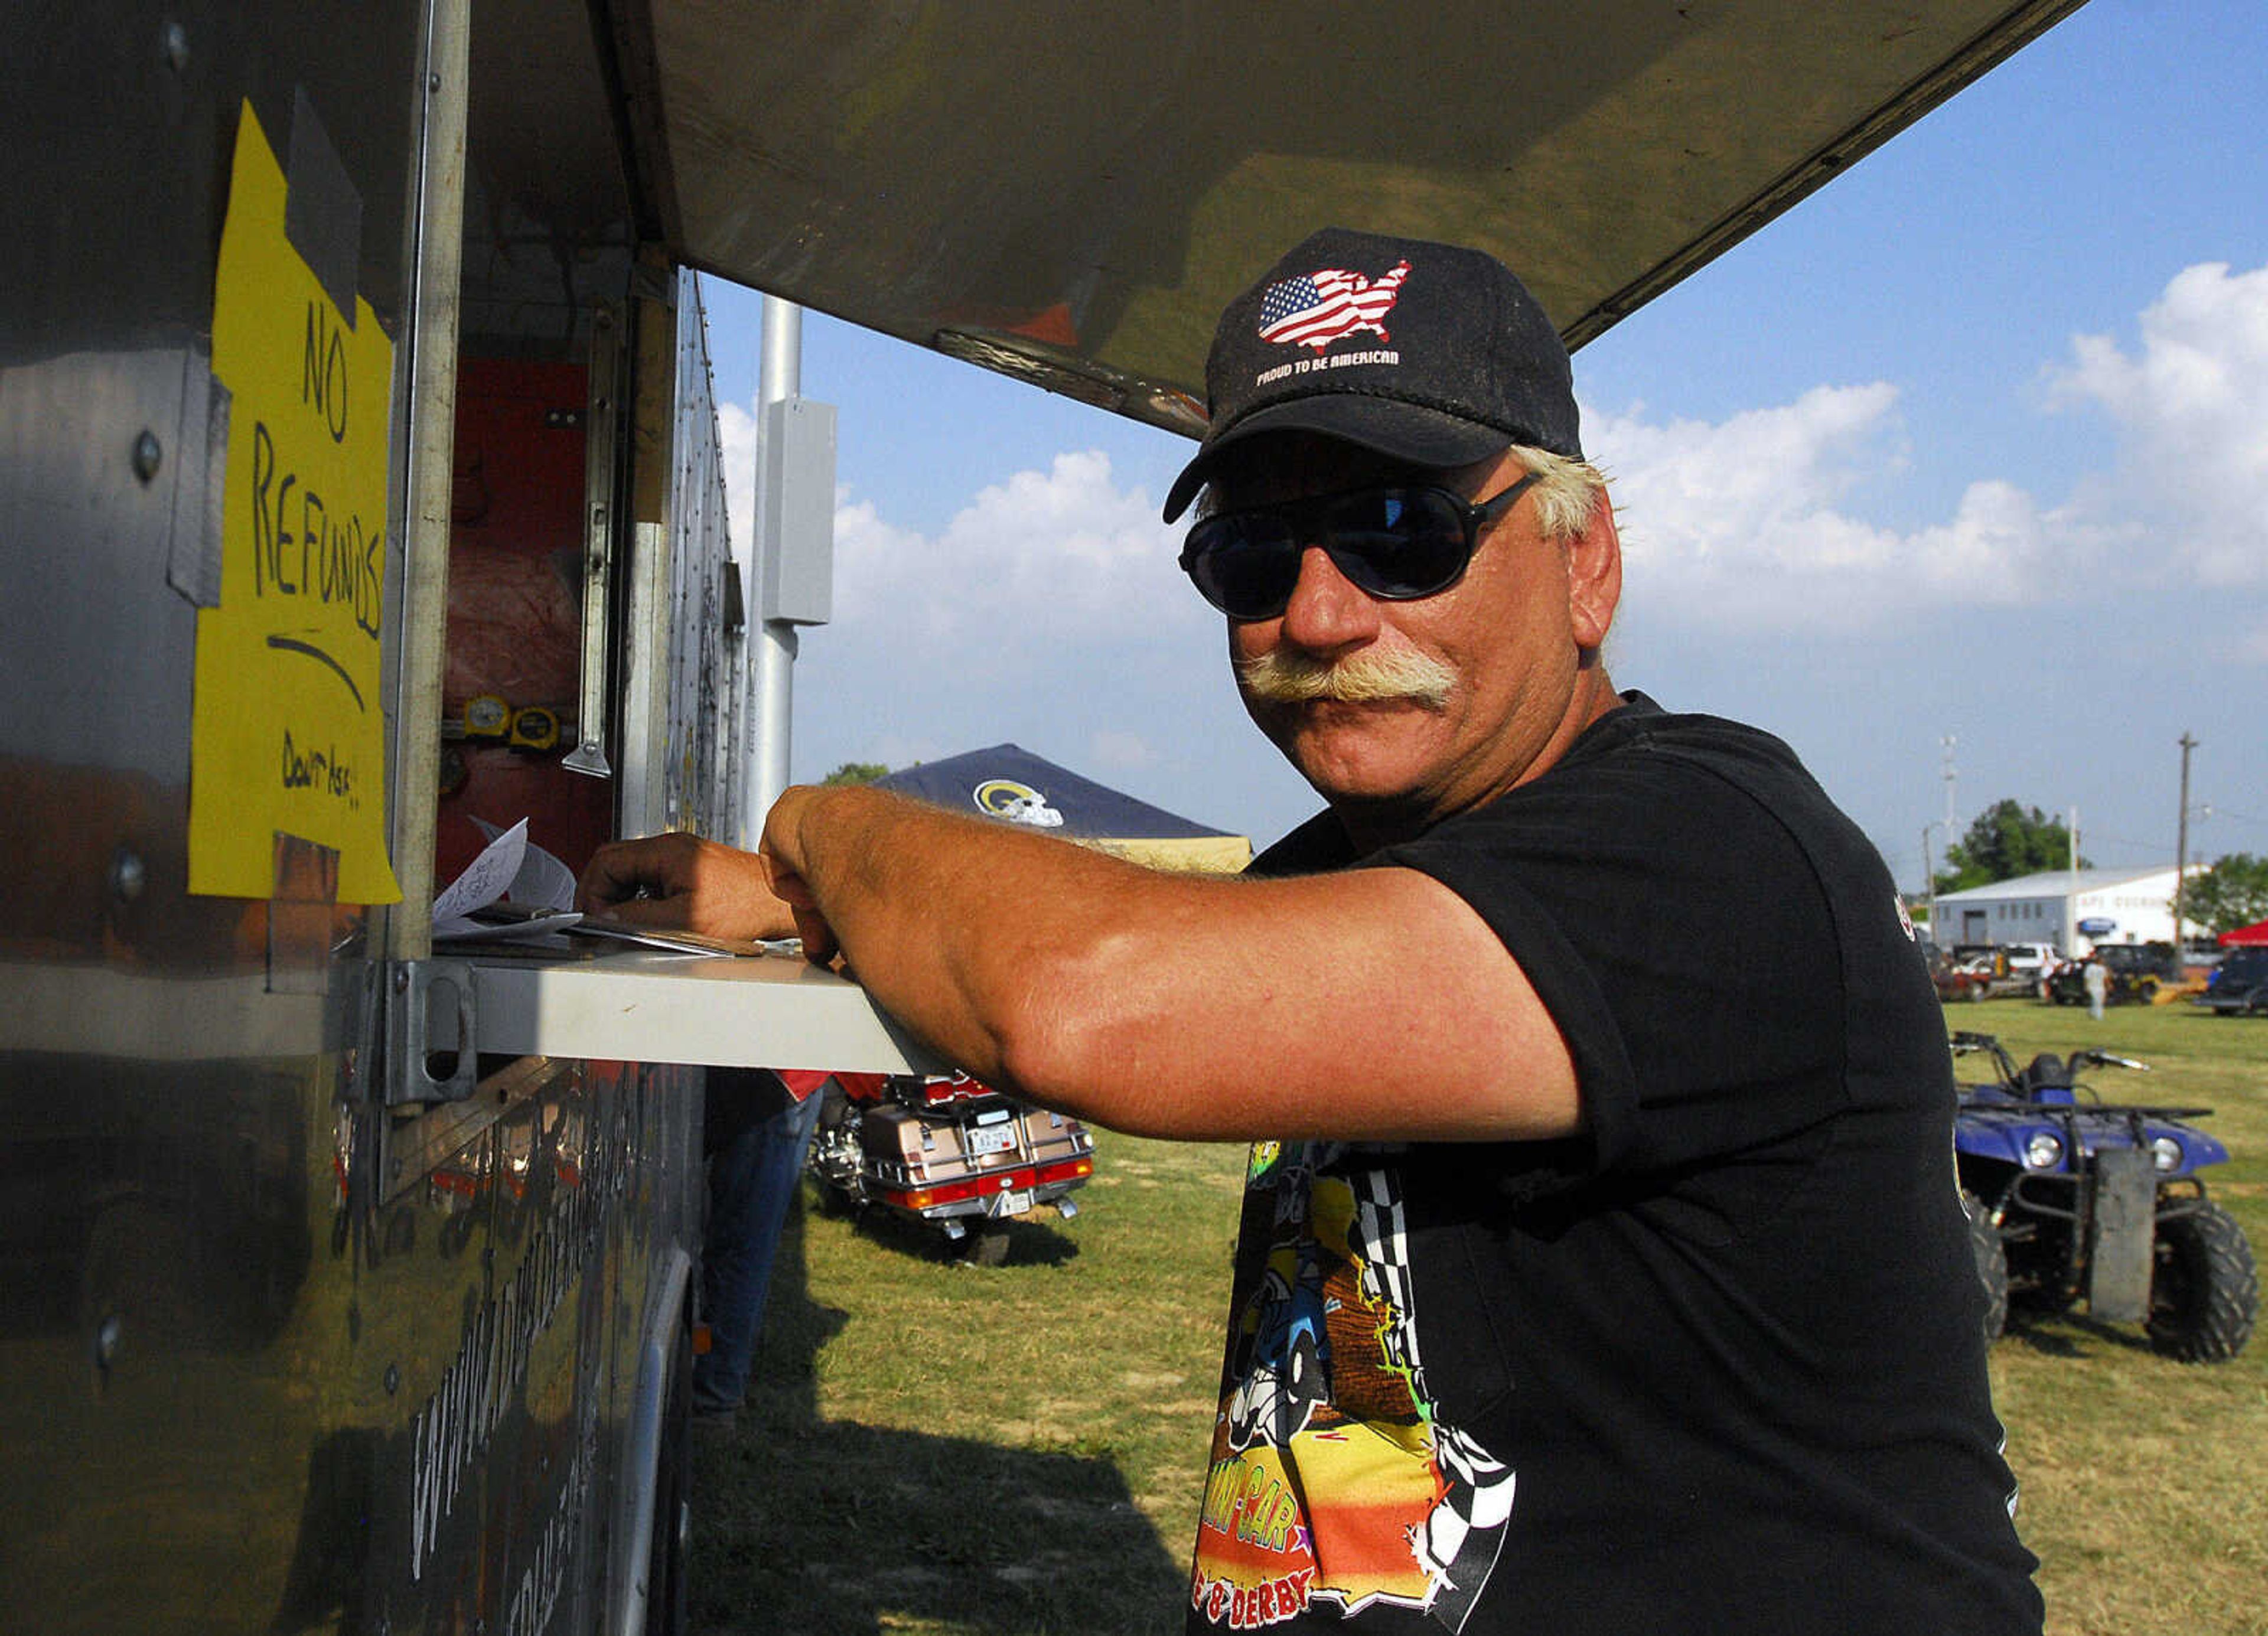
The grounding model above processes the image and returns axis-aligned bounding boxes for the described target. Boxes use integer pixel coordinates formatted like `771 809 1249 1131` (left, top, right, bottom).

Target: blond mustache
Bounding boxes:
1236 647 1455 708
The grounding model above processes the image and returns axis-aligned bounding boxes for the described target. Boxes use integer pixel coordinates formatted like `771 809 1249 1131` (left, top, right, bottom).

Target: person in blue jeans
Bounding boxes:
695 1066 830 1417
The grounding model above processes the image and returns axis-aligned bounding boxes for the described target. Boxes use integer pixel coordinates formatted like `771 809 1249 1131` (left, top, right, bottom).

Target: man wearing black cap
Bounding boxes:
582 229 2044 1634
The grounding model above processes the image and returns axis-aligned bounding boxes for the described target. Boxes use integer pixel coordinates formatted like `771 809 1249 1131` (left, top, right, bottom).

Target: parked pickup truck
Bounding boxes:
1935 945 2043 1003
2197 947 2268 1016
2048 943 2180 1007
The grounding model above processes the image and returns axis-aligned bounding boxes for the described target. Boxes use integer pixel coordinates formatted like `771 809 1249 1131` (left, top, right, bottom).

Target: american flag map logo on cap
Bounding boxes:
1257 260 1413 352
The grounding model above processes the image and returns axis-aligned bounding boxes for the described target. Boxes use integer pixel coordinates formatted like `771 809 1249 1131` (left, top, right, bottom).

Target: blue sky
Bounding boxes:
698 0 2266 889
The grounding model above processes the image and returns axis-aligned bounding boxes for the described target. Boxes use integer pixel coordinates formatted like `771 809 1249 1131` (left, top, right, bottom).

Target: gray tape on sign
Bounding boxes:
285 86 361 331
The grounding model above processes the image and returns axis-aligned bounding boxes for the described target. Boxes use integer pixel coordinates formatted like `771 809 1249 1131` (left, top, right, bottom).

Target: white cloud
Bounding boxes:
1904 480 2056 604
717 400 758 565
721 422 1206 698
743 258 2268 657
830 449 1200 639
785 448 1240 799
1589 258 2268 628
722 435 1200 643
1596 382 1901 569
2046 260 2268 584
1591 385 2056 625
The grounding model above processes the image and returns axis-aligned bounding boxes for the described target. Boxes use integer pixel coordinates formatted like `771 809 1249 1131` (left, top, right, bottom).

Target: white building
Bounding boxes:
1929 866 2204 956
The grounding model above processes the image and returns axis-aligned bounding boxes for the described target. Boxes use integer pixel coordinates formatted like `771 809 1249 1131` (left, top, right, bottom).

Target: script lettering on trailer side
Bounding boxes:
408 1089 644 1595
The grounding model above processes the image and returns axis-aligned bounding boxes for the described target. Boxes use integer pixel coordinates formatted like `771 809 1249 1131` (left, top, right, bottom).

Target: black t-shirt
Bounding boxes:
1185 694 2042 1635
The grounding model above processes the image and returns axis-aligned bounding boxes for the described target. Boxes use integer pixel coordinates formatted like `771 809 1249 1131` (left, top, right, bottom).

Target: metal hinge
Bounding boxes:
372 956 480 1105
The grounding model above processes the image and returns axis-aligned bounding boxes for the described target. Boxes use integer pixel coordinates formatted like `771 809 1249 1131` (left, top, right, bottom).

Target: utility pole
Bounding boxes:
747 298 801 833
1941 734 1959 842
733 298 838 848
1922 825 1937 943
2174 732 2198 955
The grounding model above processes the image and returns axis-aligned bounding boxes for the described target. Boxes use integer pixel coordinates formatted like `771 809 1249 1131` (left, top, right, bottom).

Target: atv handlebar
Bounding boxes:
1948 1032 2152 1094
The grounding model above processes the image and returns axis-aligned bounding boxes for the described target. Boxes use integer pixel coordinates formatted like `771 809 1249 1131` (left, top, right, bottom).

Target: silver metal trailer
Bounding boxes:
1 0 2090 1630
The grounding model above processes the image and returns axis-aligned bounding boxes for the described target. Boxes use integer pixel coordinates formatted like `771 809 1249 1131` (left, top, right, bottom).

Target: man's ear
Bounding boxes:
1566 500 1623 653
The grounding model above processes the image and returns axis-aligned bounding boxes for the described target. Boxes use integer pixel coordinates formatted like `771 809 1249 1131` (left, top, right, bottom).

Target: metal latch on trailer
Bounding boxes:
366 955 481 1106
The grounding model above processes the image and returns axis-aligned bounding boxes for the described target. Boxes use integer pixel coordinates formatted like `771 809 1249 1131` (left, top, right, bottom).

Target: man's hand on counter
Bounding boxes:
576 832 800 940
755 786 846 966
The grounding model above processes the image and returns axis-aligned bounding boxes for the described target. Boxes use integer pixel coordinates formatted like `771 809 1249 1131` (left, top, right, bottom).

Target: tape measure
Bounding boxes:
461 693 511 742
508 705 562 753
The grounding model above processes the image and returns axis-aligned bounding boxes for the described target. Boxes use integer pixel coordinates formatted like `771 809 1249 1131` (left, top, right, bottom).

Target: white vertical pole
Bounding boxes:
1941 734 1958 840
387 0 472 959
738 298 803 845
1922 826 1936 945
2175 732 2197 954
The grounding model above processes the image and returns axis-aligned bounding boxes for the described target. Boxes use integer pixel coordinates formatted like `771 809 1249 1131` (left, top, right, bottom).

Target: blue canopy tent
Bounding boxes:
874 744 1251 874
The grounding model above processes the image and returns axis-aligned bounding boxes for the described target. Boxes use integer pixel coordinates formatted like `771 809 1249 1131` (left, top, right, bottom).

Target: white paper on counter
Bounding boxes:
432 819 581 939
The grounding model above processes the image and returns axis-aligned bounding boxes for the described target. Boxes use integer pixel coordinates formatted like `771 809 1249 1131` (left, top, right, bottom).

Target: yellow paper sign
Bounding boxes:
190 103 400 902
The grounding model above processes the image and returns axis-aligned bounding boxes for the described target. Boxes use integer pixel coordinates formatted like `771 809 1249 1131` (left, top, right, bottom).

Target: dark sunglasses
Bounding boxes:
1178 472 1542 620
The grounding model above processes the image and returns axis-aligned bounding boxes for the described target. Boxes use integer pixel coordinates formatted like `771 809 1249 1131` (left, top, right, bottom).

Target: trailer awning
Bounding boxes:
549 0 2090 433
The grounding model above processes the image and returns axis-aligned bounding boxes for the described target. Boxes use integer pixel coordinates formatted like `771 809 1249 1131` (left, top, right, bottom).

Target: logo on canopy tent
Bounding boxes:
973 778 1064 828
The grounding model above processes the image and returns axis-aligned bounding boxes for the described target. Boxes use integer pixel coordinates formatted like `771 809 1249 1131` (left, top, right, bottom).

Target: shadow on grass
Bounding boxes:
836 1201 1084 1270
2002 1308 2157 1360
690 1192 1187 1636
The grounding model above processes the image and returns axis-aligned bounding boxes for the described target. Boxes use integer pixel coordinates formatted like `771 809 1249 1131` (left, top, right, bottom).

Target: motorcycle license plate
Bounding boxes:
966 1123 1018 1158
994 1188 1033 1217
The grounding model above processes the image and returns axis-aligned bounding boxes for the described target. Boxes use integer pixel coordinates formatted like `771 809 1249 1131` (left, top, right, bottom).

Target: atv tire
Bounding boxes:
1964 1193 2009 1345
2146 1201 2258 1364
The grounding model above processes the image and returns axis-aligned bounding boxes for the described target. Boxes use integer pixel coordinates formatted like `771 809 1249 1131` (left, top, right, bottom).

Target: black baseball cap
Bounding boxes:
1162 227 1582 522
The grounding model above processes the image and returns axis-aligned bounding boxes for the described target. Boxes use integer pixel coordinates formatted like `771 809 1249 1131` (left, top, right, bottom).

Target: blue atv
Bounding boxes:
1951 1032 2257 1363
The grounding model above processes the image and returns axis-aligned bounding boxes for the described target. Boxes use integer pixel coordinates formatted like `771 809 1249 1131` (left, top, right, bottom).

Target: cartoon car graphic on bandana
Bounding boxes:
1225 1243 1338 1451
1191 1143 1517 1632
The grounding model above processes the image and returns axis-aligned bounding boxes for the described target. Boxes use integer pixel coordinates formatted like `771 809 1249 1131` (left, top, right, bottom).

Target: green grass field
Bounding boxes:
690 999 2268 1635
